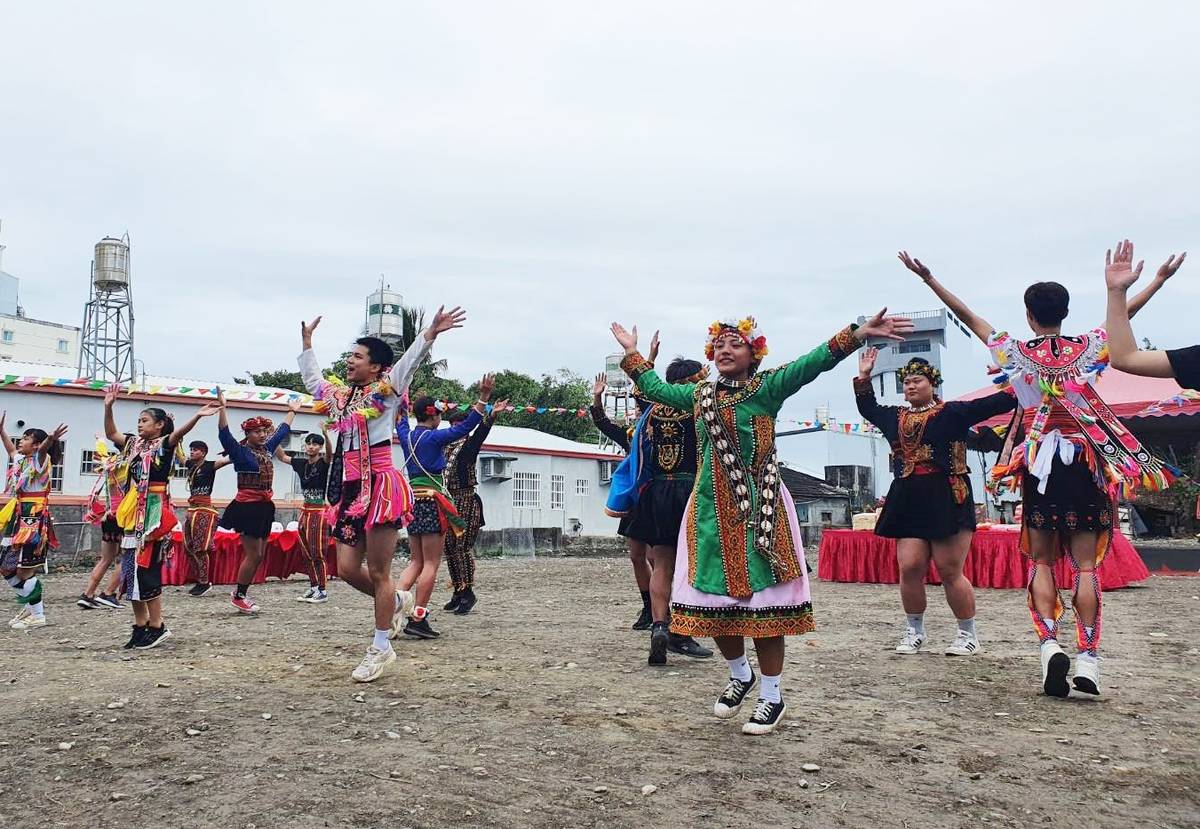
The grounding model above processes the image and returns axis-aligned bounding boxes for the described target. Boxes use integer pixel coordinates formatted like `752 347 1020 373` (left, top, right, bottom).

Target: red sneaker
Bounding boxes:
231 593 259 614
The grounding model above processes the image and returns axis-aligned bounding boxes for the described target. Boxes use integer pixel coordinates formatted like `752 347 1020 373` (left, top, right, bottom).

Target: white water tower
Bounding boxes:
78 234 135 383
365 282 405 349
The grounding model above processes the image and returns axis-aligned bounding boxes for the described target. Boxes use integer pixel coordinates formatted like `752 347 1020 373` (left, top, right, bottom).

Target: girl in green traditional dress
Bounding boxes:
611 309 911 734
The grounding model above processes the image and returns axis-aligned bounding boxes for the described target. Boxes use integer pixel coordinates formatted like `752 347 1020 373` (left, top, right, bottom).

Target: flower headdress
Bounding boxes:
421 400 448 418
705 317 769 363
241 416 274 433
897 358 942 387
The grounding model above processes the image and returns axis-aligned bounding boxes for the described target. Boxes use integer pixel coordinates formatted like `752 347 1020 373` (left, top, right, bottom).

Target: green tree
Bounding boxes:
470 369 597 442
243 369 307 393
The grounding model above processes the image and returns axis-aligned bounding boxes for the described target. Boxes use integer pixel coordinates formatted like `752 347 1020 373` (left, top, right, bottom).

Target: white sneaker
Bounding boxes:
308 589 329 604
390 590 415 638
296 586 317 602
1072 652 1101 696
945 630 981 656
1040 640 1070 698
12 614 46 631
9 606 32 628
351 645 396 683
895 627 926 654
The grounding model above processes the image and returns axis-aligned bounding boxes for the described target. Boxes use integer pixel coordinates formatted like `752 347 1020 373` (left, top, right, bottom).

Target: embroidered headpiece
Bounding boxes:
241 416 274 433
705 317 768 363
898 358 942 387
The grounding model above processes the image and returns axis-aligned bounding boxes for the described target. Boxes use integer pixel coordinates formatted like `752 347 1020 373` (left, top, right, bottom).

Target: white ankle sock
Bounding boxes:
372 629 390 650
957 617 976 637
727 655 752 682
906 613 925 635
760 673 782 703
30 601 44 618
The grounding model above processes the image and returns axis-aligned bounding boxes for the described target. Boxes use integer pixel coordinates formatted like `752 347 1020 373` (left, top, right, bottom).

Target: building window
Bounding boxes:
575 478 590 496
820 511 834 525
795 502 810 523
895 372 905 395
1 330 12 344
550 474 565 510
50 448 64 493
512 472 540 509
80 450 98 474
57 339 69 353
896 339 931 354
173 464 190 480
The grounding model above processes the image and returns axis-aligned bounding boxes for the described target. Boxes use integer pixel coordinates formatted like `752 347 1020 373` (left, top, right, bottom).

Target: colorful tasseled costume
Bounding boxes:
0 453 57 570
298 335 432 546
988 327 1179 655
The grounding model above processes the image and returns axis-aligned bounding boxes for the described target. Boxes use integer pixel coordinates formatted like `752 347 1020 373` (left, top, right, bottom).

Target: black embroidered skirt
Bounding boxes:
875 472 976 540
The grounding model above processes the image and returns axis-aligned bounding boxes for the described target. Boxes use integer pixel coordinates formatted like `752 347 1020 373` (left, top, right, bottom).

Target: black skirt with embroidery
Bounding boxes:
875 471 976 540
1021 455 1113 536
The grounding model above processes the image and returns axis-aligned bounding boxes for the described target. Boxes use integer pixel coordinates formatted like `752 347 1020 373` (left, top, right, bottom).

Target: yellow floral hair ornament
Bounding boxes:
897 357 943 388
705 317 769 363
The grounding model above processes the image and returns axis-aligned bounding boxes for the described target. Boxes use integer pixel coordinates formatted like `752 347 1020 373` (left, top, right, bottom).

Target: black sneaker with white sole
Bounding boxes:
123 625 147 650
742 698 786 735
713 670 757 719
76 594 99 609
648 622 669 666
188 583 212 597
95 593 122 609
667 633 713 658
403 617 441 639
135 625 173 650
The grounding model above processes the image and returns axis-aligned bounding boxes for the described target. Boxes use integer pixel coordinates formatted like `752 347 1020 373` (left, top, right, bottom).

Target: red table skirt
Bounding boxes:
817 527 1150 589
161 529 338 586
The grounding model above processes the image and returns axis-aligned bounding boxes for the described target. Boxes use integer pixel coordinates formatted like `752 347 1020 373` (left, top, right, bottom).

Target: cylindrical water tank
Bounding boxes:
815 405 830 425
605 353 629 388
93 237 130 291
366 288 405 338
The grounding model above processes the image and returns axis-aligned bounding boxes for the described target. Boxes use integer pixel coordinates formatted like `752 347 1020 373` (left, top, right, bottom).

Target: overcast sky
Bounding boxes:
2 2 1198 434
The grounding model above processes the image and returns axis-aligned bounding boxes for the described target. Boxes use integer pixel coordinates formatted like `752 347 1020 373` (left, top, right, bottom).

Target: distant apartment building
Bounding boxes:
0 241 83 368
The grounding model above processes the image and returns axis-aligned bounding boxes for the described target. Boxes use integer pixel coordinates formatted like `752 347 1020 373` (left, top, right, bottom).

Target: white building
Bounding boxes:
0 240 83 368
0 362 625 546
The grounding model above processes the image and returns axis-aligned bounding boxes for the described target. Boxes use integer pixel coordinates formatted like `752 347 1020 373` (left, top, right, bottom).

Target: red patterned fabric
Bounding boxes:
161 529 336 586
817 527 1148 589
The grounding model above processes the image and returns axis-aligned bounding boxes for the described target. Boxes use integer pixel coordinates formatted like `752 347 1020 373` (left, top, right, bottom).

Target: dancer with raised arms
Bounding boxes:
298 306 466 682
611 309 912 734
901 248 1178 697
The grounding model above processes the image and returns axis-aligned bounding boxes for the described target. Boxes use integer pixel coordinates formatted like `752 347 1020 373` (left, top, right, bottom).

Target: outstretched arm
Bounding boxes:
1105 241 1185 378
169 402 220 450
0 411 13 457
899 251 993 343
768 309 912 403
37 424 68 462
852 347 899 438
610 323 696 410
102 385 129 450
297 316 324 394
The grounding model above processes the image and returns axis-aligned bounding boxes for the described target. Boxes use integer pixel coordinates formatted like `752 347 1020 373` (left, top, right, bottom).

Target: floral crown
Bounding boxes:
898 358 942 387
241 416 274 433
705 317 768 363
421 400 448 417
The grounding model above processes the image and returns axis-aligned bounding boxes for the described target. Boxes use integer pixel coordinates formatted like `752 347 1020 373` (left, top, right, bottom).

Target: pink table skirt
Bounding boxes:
816 527 1149 589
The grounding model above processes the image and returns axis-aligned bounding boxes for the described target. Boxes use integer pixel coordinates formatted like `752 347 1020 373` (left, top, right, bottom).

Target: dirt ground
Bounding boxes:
1 557 1197 829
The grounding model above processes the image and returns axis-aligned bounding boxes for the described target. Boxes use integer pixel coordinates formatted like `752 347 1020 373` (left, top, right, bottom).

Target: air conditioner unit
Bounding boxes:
480 455 515 482
599 459 619 485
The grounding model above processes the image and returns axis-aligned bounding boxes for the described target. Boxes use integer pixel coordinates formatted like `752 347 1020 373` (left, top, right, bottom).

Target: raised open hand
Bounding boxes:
858 347 879 378
301 316 322 346
648 330 661 365
478 373 496 401
197 402 221 417
215 386 227 408
427 306 467 339
491 399 510 415
610 322 638 354
1156 251 1187 283
857 308 915 342
50 423 69 443
103 384 120 407
287 397 303 413
1104 239 1144 291
592 372 607 397
898 251 933 282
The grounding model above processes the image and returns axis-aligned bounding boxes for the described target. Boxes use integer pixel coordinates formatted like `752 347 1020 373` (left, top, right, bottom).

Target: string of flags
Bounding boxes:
0 374 885 430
